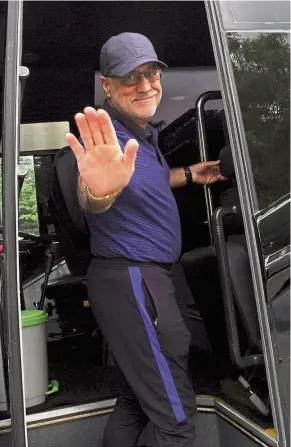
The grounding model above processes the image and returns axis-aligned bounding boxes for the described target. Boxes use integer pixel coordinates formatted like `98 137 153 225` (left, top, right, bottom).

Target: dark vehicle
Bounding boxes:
0 1 289 446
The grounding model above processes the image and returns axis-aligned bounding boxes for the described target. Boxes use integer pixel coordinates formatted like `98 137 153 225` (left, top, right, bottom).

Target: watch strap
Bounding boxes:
183 166 192 185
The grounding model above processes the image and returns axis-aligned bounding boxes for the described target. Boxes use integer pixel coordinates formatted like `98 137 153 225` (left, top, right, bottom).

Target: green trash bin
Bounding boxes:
0 310 49 409
0 310 58 410
21 310 49 408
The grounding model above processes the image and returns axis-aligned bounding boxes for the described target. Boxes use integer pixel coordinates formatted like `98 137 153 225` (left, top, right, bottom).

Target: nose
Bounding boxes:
136 74 151 93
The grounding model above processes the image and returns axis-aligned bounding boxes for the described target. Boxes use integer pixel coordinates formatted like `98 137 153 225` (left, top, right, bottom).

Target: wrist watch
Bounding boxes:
183 166 192 185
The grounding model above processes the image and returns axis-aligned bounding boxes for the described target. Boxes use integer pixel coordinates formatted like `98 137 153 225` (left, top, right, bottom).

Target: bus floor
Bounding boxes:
0 316 273 432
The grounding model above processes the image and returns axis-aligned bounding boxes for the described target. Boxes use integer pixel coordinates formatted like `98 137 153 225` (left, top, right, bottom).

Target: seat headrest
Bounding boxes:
219 145 235 178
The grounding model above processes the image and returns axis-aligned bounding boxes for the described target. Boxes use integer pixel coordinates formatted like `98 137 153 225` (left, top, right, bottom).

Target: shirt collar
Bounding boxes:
102 100 156 144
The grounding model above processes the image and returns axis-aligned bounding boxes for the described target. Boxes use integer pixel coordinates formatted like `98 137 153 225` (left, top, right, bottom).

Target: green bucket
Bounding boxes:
21 310 48 328
20 309 49 407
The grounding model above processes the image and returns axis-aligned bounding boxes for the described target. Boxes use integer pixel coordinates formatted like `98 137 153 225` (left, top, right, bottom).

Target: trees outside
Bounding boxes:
0 155 39 235
228 32 290 210
18 156 39 235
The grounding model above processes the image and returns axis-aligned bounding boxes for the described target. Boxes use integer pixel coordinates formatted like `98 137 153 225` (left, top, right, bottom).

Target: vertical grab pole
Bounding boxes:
195 90 222 244
2 1 28 446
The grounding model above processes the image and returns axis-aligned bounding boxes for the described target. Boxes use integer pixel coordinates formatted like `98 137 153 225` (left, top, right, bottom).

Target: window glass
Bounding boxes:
0 156 39 235
227 32 290 210
18 155 39 235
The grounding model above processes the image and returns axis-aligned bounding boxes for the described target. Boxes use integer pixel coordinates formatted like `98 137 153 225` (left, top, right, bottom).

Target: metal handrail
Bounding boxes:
2 1 28 445
211 206 264 368
195 90 222 244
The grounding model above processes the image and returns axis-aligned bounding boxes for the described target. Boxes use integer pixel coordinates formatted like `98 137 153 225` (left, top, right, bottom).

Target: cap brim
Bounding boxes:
109 56 167 77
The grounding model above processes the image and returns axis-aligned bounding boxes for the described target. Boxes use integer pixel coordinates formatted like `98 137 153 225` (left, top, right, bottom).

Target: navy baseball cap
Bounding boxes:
100 32 167 77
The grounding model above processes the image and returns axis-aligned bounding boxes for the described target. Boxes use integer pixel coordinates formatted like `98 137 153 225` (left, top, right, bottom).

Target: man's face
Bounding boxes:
101 63 162 127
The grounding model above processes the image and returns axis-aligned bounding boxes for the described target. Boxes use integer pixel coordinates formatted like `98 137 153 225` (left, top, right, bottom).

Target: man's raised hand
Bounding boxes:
65 107 139 198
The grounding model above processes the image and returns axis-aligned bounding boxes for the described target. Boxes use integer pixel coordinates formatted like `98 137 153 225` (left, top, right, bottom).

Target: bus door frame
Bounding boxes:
205 1 289 446
2 1 28 445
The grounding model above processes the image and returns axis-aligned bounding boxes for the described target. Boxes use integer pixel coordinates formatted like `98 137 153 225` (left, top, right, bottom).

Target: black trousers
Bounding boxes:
87 258 196 447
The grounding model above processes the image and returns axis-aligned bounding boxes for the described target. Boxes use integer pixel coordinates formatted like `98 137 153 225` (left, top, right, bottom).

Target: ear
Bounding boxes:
100 76 111 98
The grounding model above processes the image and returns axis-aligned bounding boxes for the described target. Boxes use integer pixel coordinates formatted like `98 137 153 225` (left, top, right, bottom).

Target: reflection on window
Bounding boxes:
0 156 39 235
228 32 290 210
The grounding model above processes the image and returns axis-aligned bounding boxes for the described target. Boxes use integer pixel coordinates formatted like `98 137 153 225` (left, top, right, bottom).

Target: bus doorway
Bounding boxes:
0 1 289 446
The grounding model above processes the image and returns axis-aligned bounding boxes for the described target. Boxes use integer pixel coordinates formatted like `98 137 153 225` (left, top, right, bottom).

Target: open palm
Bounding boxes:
65 107 139 197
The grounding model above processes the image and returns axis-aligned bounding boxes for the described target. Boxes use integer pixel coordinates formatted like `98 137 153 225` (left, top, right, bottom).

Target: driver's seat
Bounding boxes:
48 146 110 363
46 146 92 331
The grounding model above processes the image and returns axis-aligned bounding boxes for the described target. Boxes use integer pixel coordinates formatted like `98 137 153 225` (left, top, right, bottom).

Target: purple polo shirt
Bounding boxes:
85 101 181 263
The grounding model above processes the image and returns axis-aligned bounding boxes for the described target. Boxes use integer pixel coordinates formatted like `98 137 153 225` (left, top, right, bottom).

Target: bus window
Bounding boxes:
0 156 39 235
18 156 39 235
227 32 290 210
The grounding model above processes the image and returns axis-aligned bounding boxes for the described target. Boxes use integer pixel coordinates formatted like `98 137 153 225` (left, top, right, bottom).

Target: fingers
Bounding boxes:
205 160 220 167
207 173 227 184
65 133 85 164
80 107 120 150
192 161 220 174
97 109 120 146
83 107 104 146
210 167 227 180
74 113 95 152
73 107 120 153
123 139 139 172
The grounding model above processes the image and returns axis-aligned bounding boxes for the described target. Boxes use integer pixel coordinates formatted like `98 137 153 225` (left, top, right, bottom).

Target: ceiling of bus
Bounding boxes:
21 2 215 69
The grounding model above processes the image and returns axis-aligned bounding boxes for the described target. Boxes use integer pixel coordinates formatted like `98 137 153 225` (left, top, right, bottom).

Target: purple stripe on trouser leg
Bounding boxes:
128 266 186 423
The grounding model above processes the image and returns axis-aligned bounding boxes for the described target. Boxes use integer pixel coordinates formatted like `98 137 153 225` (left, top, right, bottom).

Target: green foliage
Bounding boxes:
0 157 39 235
18 168 39 235
228 33 290 209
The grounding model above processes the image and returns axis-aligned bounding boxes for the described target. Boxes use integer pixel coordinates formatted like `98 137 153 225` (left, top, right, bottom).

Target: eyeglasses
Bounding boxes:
111 67 162 86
